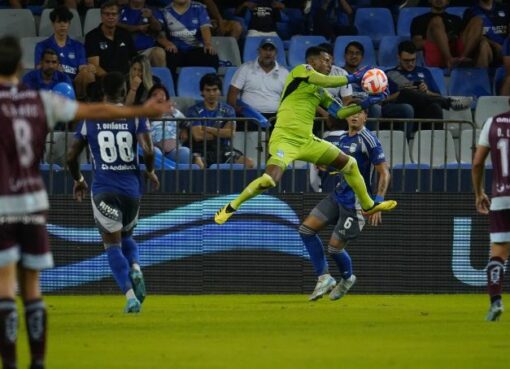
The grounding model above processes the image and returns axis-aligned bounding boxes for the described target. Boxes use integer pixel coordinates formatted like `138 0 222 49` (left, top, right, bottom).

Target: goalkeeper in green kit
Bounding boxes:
215 46 397 225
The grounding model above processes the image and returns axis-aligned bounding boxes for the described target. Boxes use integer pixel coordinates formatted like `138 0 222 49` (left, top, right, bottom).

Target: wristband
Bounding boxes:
374 195 384 203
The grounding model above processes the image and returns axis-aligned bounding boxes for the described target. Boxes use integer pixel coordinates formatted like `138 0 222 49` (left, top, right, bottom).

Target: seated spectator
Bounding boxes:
309 0 357 41
386 41 472 138
23 48 73 90
188 74 254 168
462 0 509 67
35 6 95 100
125 54 157 105
236 0 284 37
227 38 289 127
411 0 469 69
198 0 243 39
501 36 510 95
147 83 195 165
342 41 414 131
118 0 167 67
157 0 219 77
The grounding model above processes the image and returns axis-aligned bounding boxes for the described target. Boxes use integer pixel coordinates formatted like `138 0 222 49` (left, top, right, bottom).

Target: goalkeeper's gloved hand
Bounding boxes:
346 65 371 84
359 90 388 109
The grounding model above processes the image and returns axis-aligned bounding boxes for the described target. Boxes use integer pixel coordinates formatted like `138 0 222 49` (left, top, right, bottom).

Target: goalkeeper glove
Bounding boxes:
346 65 371 84
360 90 388 109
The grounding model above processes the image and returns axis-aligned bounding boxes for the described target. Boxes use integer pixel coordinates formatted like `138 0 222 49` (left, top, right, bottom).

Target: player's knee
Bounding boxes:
328 242 347 253
340 155 356 174
103 243 121 250
299 224 317 238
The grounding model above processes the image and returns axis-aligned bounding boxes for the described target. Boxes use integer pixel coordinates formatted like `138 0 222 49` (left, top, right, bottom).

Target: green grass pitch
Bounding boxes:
15 295 510 369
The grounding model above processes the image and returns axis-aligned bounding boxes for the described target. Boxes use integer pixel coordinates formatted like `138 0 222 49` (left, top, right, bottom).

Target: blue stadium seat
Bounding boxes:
426 67 447 96
39 163 62 171
445 7 467 18
334 36 376 67
151 67 176 97
287 35 327 68
208 163 245 170
377 36 408 67
177 67 216 99
493 66 505 95
396 7 429 38
449 68 491 101
222 66 238 95
243 36 287 66
354 8 395 47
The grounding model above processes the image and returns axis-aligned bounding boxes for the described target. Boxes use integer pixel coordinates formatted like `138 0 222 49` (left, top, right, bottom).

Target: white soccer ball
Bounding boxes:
361 68 388 94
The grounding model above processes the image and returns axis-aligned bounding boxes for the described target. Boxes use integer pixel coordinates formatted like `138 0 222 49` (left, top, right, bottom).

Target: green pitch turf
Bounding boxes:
15 295 509 369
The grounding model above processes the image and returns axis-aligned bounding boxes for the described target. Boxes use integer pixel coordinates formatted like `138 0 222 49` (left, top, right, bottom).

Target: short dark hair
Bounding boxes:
41 48 59 61
101 0 119 11
0 35 21 76
317 42 333 56
200 73 221 91
102 72 126 101
148 83 170 101
344 41 364 56
305 46 328 59
398 40 416 55
50 6 74 23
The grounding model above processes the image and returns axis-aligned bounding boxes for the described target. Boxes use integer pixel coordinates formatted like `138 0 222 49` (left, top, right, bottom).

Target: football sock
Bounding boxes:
299 224 328 276
328 246 352 280
230 173 276 210
339 156 374 210
486 256 505 303
106 244 133 294
24 299 46 369
121 236 140 267
0 298 17 369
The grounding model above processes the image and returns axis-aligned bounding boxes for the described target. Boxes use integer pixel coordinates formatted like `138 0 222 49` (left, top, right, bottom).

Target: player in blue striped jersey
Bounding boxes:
67 72 159 313
299 108 391 301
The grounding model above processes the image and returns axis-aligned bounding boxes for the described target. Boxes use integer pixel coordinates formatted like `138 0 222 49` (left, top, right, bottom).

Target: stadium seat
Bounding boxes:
243 36 287 66
208 163 245 170
377 36 408 67
0 9 36 38
45 132 87 166
151 67 176 97
412 130 458 168
376 130 412 168
445 7 467 18
354 8 395 47
222 66 238 95
493 66 505 95
287 35 327 68
173 96 197 114
39 8 82 38
21 37 45 69
212 36 242 73
457 129 491 168
442 108 474 139
396 7 429 38
426 67 447 96
334 36 376 67
177 67 216 99
39 163 62 171
449 68 491 103
474 96 510 128
232 131 267 167
83 8 101 35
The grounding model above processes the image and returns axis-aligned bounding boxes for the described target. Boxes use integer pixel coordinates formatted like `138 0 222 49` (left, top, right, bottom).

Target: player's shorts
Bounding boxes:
91 192 140 234
267 133 341 169
489 208 510 243
424 39 464 68
309 195 365 242
0 212 53 270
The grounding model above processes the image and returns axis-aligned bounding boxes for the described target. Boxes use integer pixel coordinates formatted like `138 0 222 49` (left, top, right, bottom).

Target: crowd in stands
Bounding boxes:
1 0 509 171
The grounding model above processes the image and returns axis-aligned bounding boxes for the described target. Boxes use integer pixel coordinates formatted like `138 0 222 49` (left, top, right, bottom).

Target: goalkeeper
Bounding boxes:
215 46 396 225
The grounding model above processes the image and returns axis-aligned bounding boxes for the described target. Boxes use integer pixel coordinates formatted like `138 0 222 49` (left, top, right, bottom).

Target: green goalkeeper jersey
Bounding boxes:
273 64 360 141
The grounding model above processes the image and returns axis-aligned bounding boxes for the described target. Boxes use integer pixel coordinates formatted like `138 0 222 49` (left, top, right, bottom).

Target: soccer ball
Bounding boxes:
361 68 388 94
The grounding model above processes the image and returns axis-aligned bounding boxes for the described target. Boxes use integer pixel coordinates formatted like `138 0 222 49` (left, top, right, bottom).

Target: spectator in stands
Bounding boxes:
35 6 95 100
117 0 167 67
386 41 472 138
462 0 509 67
198 0 243 39
342 41 414 131
188 73 254 168
227 38 288 125
501 36 510 95
308 0 358 41
125 54 158 105
3 0 27 8
157 0 219 78
411 0 469 69
23 48 73 90
236 0 284 37
147 83 195 165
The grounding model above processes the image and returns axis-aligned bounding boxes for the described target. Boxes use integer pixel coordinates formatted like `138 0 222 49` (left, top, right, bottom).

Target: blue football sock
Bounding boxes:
121 236 140 266
106 245 133 294
299 225 328 276
328 246 352 280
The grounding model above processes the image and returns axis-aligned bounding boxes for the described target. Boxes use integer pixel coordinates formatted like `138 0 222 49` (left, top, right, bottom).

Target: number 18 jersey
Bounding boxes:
75 116 149 198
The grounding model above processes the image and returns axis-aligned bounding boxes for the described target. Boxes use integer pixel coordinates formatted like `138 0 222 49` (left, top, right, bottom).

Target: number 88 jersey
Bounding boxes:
75 116 150 198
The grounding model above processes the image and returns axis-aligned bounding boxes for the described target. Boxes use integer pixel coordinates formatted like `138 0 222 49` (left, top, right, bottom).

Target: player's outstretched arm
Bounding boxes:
138 131 160 190
67 138 88 202
307 65 370 88
472 145 491 214
73 98 171 121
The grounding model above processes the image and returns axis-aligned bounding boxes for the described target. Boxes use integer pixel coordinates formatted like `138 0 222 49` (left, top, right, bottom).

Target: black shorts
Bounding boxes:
91 192 140 234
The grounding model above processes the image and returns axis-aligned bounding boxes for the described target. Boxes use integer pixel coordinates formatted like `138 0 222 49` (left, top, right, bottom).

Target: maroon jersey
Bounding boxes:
479 111 510 210
0 83 77 216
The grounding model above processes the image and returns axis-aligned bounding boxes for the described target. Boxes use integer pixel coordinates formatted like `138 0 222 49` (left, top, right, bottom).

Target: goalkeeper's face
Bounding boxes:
308 52 330 75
